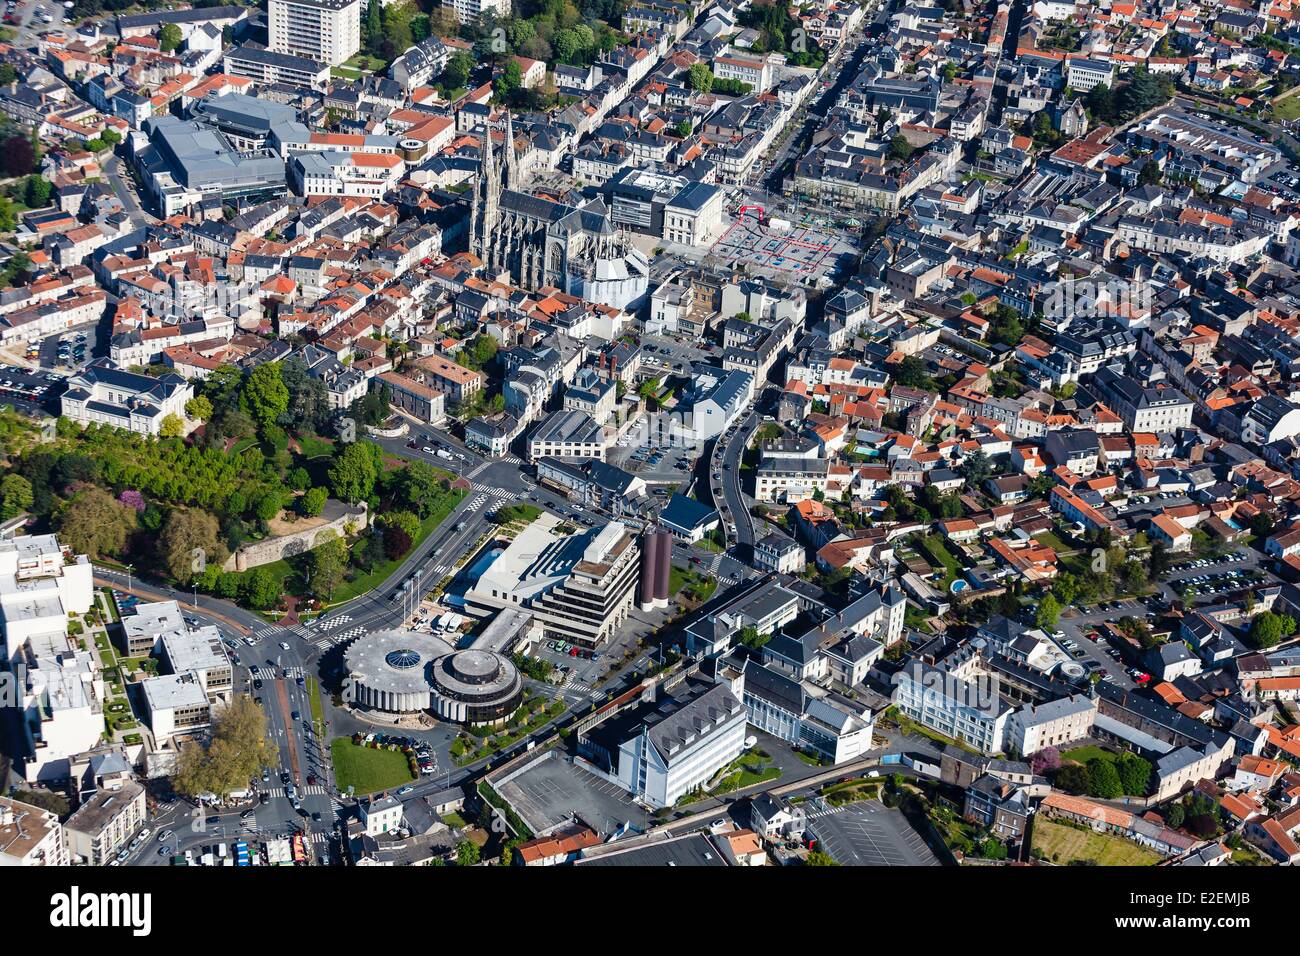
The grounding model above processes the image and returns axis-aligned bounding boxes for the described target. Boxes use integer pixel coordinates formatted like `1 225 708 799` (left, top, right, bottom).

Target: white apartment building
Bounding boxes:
0 534 100 783
441 0 511 25
142 673 212 744
892 659 1013 755
268 0 361 66
0 796 69 865
64 779 147 865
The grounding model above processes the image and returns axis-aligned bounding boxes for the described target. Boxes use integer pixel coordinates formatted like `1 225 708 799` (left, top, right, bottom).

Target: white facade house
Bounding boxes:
60 359 193 436
892 658 1013 755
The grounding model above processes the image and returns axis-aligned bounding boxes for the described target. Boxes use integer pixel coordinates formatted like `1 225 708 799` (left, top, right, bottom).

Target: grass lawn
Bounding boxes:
330 738 415 795
1032 818 1160 866
668 565 717 603
306 676 324 736
327 488 465 605
1062 744 1115 766
442 811 468 829
1033 529 1072 554
294 432 334 459
1275 95 1300 121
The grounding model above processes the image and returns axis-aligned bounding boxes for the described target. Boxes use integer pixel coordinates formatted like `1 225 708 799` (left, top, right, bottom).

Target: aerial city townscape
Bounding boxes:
0 0 1295 889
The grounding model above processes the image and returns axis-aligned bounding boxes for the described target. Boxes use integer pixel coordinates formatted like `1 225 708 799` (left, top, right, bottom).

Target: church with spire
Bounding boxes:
467 114 649 310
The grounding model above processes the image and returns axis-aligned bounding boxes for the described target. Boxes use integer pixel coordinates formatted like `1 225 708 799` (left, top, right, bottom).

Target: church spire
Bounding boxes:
504 109 516 191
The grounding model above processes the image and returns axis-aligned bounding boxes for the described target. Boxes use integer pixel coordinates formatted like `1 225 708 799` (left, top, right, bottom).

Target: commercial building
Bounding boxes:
528 408 606 463
1006 694 1096 757
290 150 406 198
268 0 361 66
134 115 288 216
463 514 639 647
344 621 526 725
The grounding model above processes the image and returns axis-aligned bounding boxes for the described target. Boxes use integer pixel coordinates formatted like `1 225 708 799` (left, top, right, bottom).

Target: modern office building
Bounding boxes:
223 44 333 90
268 0 361 66
463 514 639 647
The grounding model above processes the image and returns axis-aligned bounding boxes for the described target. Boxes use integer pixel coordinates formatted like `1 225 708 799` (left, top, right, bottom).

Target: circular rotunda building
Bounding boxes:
344 628 523 726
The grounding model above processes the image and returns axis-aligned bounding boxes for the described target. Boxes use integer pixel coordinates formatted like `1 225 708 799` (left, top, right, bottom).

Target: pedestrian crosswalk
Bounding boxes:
283 666 305 679
465 493 489 513
255 625 288 640
264 784 329 799
428 563 453 577
315 614 353 630
312 626 365 650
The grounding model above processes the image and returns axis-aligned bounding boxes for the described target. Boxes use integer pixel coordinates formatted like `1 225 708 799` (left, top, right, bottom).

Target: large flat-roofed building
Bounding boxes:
64 779 146 866
223 44 332 90
160 626 233 702
60 358 192 435
0 534 100 783
120 599 186 657
0 795 69 865
463 514 639 647
269 0 361 66
134 115 288 216
142 673 212 743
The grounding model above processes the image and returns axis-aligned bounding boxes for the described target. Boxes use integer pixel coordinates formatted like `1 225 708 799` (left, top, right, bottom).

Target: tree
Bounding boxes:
1248 611 1295 649
1035 593 1061 631
309 530 349 600
495 58 523 99
805 849 839 866
960 450 994 486
687 62 714 93
1166 801 1186 828
240 362 289 431
0 473 33 519
159 22 182 52
1030 746 1060 774
893 354 934 390
300 486 327 517
888 134 914 162
1086 758 1123 799
161 508 226 585
173 696 274 799
253 490 282 522
0 64 15 86
57 488 136 558
1054 763 1089 794
185 395 213 421
383 524 413 560
0 134 35 178
442 50 474 90
23 175 51 209
1117 752 1152 796
160 413 185 438
364 0 383 53
241 566 280 609
455 840 481 866
328 440 382 503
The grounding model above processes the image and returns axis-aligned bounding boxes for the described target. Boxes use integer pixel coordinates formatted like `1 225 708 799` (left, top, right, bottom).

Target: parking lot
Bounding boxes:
496 751 651 836
806 799 941 866
38 324 97 371
0 362 62 410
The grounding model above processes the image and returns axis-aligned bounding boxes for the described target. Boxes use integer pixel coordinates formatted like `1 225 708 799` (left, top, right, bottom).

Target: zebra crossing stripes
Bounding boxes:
283 666 304 679
254 625 287 640
313 626 366 650
315 614 353 631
